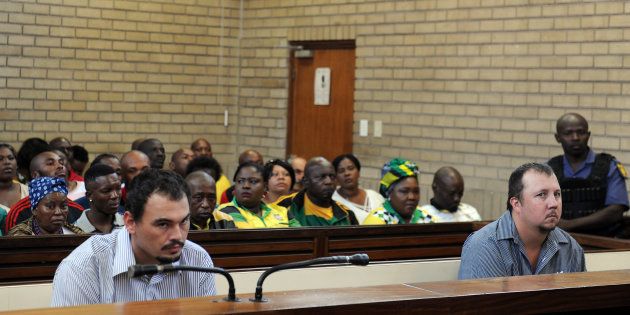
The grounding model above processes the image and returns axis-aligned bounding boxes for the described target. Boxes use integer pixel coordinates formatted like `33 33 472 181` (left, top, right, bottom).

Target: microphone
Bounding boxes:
251 253 369 302
128 264 240 302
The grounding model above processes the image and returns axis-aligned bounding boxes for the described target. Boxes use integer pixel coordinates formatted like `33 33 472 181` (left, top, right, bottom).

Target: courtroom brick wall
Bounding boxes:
240 0 630 219
3 1 630 219
0 0 242 171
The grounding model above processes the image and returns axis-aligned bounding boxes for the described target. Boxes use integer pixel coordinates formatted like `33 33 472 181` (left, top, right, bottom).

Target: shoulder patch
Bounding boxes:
617 162 628 179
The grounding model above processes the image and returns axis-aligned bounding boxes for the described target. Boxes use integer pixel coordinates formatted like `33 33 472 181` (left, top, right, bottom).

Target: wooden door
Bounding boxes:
287 41 355 162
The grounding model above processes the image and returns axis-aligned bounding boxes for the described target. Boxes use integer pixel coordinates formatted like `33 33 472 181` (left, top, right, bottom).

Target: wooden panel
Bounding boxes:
1 223 629 284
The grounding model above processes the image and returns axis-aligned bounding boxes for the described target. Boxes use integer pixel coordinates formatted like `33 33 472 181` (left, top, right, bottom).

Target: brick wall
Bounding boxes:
240 0 630 219
0 0 241 170
3 1 630 219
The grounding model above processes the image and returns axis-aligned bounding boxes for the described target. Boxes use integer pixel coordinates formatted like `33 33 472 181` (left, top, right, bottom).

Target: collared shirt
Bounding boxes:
288 191 358 226
73 209 125 233
363 200 436 225
419 202 482 222
458 211 585 280
214 199 300 229
51 227 216 307
562 149 629 207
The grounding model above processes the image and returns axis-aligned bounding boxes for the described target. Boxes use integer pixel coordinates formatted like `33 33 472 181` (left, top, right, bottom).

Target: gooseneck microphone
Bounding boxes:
128 264 240 302
251 253 370 302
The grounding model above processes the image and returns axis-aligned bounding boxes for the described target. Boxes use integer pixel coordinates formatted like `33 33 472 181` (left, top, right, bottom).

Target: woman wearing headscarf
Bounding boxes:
331 153 384 224
7 177 84 236
363 158 436 225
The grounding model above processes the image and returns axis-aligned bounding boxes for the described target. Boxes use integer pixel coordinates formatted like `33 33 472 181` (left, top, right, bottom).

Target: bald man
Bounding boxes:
548 113 628 236
288 157 357 226
419 167 481 222
238 149 263 166
185 171 231 230
169 148 194 177
120 150 150 185
191 138 212 158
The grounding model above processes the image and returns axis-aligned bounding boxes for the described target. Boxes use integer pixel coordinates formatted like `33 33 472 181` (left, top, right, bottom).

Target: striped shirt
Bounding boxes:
458 211 585 280
51 227 216 307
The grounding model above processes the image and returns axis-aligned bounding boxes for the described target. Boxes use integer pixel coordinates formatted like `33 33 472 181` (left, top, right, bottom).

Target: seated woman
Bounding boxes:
0 144 29 235
331 154 384 224
363 158 436 225
214 162 301 228
262 159 296 207
7 177 84 236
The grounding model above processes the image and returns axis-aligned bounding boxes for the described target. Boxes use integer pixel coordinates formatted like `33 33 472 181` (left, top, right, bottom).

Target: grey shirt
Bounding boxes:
458 211 585 280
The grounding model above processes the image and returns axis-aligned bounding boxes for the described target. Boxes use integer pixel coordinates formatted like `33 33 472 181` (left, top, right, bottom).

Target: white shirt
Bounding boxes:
333 189 385 224
419 203 482 222
73 209 125 233
51 227 216 306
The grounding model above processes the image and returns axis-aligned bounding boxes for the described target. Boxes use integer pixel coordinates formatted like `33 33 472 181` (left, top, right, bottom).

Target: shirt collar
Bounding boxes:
562 149 595 174
112 227 182 278
113 227 136 277
496 210 569 245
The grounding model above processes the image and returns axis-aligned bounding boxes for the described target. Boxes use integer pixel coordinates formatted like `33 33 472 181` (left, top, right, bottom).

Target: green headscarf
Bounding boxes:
379 158 419 197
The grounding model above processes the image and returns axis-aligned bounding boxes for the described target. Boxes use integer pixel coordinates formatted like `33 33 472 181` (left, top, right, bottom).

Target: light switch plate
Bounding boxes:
360 119 368 137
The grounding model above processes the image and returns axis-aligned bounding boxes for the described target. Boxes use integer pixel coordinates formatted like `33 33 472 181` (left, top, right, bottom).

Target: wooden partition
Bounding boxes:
1 222 630 284
6 269 630 314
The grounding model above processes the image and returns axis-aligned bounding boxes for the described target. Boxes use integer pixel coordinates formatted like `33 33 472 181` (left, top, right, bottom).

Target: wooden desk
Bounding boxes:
4 269 630 314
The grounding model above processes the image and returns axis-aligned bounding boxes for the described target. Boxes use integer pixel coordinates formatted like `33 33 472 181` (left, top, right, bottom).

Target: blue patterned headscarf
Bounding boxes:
29 177 68 210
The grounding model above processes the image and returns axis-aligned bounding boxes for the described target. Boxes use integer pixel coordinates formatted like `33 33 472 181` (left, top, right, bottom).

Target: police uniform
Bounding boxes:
548 149 629 235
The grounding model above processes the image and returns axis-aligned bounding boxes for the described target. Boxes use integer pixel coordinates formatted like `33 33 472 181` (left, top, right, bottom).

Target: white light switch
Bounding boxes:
360 120 368 137
374 120 382 137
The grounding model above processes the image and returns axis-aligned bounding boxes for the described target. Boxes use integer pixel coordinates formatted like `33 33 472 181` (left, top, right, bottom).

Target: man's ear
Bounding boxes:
31 170 39 180
554 133 560 143
509 197 521 213
168 161 175 171
124 211 136 234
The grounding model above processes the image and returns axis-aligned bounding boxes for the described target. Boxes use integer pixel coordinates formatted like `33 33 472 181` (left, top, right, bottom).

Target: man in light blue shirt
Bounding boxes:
458 162 585 280
51 169 216 306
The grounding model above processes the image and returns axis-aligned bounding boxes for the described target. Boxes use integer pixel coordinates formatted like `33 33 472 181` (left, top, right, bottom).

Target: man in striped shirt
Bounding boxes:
51 169 216 306
458 162 585 279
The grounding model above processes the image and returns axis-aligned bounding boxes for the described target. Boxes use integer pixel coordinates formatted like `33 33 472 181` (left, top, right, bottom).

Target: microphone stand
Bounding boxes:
128 265 240 302
251 253 370 302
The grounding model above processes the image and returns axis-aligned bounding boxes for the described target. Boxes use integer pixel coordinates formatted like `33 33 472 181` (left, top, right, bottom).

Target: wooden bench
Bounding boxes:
1 222 630 284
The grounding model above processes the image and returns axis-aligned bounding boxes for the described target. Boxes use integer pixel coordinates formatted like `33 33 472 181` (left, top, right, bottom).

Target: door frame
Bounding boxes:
286 40 356 159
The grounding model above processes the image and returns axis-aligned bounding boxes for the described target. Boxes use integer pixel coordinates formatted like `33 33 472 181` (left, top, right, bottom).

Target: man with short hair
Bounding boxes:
185 171 230 230
288 157 358 226
120 150 150 185
191 138 212 158
137 138 166 169
238 149 263 166
289 155 306 192
458 162 585 279
51 169 216 306
4 151 84 233
548 113 629 236
75 153 123 212
419 166 481 222
169 148 194 177
69 145 89 178
73 164 123 233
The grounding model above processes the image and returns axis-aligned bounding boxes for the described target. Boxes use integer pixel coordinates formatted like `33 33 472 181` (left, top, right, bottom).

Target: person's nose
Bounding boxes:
200 197 210 208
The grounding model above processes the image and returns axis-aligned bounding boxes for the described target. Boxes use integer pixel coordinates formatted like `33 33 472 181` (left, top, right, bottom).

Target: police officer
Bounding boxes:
548 113 629 236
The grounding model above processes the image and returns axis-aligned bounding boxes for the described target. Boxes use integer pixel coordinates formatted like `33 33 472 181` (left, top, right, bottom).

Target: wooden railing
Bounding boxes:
1 222 629 284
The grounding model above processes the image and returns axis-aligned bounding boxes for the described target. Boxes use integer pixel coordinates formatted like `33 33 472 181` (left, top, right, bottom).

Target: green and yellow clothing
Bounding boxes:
270 192 296 209
190 215 235 230
363 200 436 225
215 174 231 203
288 190 358 226
213 199 300 229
